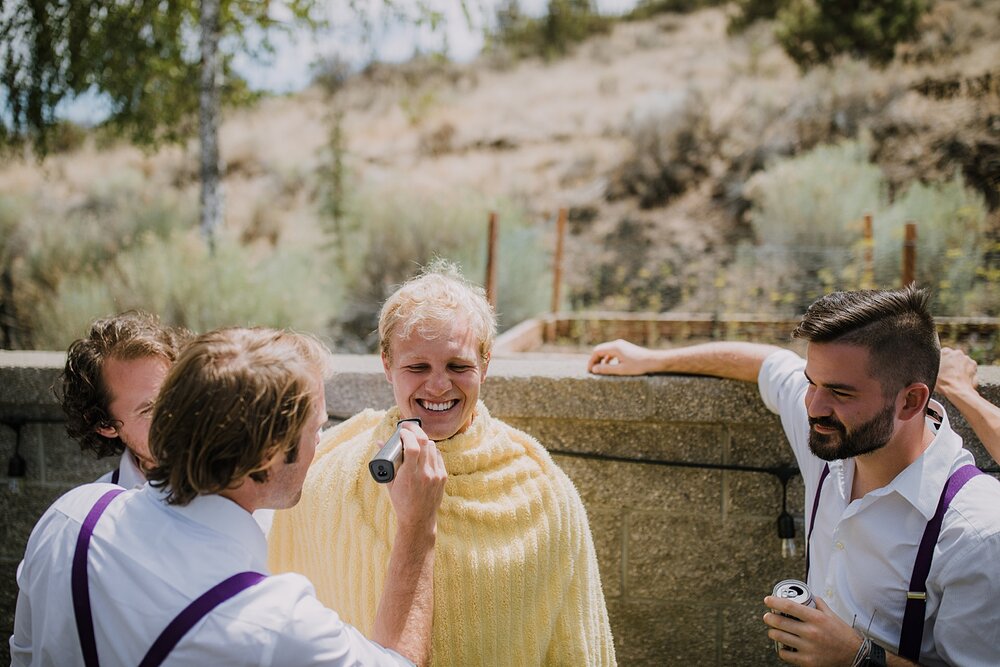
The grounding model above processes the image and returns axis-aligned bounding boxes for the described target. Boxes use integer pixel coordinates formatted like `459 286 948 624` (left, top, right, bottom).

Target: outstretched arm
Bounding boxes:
936 347 1000 465
588 340 784 383
372 424 448 666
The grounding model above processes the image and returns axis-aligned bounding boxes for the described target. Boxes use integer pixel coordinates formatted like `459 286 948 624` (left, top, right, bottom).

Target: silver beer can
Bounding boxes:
771 579 815 654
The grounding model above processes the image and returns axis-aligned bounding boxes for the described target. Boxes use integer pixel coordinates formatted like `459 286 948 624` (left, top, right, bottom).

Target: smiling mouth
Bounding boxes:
811 422 842 435
417 399 458 412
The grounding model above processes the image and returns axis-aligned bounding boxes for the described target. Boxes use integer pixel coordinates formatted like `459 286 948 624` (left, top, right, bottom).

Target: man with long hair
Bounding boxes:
13 327 447 665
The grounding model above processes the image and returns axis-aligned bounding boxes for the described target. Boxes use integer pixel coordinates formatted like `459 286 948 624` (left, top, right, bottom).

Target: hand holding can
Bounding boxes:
770 579 815 653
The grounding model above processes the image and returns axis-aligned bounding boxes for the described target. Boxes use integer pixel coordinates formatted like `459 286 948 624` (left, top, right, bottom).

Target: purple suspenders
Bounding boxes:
804 464 830 580
137 571 267 667
73 489 125 667
71 489 266 667
897 464 982 661
804 463 984 662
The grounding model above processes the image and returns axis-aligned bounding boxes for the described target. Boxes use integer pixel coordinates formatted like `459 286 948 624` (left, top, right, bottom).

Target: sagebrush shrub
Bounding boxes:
740 140 995 315
327 183 551 344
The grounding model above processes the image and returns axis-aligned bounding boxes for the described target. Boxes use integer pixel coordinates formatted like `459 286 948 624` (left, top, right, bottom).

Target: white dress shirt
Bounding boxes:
759 349 1000 666
95 449 146 489
10 483 412 666
93 450 275 534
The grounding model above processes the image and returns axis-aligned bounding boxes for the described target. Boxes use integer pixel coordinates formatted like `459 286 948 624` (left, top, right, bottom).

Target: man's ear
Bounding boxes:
96 424 118 439
382 352 393 384
898 383 931 421
481 352 491 382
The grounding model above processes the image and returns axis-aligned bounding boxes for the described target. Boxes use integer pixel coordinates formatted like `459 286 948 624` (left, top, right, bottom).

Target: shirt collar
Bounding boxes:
884 399 964 520
116 449 148 490
144 484 269 570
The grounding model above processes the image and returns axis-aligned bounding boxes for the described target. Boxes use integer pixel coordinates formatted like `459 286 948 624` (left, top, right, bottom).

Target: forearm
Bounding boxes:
372 524 436 666
644 342 784 382
943 387 1000 464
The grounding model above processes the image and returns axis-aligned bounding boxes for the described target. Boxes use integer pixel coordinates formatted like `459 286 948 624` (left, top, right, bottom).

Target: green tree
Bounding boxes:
0 0 321 245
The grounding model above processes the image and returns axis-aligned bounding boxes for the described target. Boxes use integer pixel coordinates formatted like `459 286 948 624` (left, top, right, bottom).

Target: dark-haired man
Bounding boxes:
60 311 189 488
588 286 1000 666
12 327 447 665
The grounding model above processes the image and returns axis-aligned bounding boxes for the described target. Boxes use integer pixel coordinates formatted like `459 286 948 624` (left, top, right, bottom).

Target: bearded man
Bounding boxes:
588 286 1000 667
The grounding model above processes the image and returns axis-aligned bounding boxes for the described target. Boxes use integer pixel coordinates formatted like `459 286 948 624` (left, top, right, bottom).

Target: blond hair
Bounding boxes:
147 327 333 505
379 260 497 363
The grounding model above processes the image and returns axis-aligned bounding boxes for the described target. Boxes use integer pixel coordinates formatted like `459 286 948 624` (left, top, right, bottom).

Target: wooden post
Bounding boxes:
551 207 567 314
861 214 874 289
902 221 917 287
485 211 498 309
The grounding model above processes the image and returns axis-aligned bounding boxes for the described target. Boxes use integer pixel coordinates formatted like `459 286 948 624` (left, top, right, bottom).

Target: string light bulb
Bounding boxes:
775 465 797 558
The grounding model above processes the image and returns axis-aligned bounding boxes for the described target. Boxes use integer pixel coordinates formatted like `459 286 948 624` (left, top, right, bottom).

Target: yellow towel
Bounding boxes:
269 402 616 666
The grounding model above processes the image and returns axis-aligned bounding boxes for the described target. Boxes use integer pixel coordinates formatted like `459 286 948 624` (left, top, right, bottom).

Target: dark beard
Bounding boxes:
808 400 896 461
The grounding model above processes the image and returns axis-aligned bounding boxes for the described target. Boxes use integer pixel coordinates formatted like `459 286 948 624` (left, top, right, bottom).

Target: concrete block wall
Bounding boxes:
2 351 998 665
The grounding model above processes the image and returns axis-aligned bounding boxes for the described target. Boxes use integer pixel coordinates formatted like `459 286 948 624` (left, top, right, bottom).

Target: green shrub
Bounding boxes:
727 0 784 33
628 0 725 20
31 230 339 350
46 121 89 154
4 169 342 350
1 174 193 348
745 139 885 248
738 141 996 316
777 0 929 68
872 174 990 314
327 183 550 344
490 0 612 61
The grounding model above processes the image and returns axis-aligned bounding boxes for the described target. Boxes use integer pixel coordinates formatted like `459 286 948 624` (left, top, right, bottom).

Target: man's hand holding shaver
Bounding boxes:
387 421 447 533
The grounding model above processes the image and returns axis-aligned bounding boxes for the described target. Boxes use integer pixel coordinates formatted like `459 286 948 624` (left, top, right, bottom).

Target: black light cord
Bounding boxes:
5 421 27 488
549 448 802 557
547 448 999 479
547 448 799 477
547 448 1000 558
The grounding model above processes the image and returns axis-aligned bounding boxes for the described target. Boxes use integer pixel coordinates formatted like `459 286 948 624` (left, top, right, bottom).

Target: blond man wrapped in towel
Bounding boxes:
268 262 616 667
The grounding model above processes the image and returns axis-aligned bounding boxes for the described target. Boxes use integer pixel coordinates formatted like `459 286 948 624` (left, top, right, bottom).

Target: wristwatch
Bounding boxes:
861 642 887 667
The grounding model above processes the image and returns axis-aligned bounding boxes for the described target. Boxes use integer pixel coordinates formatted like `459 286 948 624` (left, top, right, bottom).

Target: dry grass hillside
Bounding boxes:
1 2 998 350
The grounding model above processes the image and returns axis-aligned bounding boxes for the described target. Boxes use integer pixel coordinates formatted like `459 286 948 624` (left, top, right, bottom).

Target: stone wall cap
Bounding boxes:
0 351 65 368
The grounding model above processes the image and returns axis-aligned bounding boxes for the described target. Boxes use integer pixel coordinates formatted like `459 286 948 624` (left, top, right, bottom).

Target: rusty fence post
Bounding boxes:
551 207 567 314
902 221 917 287
546 208 568 345
861 213 874 289
485 211 498 310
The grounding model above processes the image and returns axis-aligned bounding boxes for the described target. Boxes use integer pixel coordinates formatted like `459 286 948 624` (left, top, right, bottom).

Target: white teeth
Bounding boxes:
420 400 456 412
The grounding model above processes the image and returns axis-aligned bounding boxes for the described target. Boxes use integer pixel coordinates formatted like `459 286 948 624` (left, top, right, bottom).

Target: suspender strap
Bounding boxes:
897 464 983 662
72 488 126 667
138 571 267 667
805 463 830 580
72 489 266 667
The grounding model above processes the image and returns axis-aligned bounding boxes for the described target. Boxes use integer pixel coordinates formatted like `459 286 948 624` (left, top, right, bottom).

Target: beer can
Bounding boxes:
771 579 815 654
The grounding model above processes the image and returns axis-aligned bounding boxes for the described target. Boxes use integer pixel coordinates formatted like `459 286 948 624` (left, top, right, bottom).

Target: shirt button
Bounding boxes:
826 588 834 597
835 541 845 550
